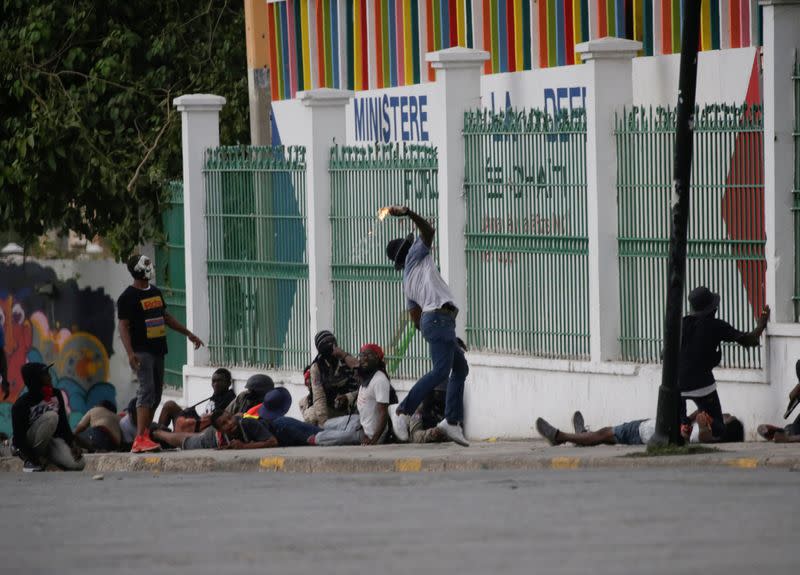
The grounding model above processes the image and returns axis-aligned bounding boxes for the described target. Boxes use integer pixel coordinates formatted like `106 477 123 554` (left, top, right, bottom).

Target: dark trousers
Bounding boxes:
681 390 725 438
269 416 320 446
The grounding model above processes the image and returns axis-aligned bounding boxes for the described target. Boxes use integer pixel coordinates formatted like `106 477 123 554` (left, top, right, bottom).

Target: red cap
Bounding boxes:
359 343 384 362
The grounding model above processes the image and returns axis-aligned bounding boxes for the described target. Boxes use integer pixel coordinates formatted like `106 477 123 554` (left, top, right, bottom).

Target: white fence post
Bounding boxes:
762 0 800 324
173 94 225 372
576 38 641 363
428 47 490 339
295 88 354 343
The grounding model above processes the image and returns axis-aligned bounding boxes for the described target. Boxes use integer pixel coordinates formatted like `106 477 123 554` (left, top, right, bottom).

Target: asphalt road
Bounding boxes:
1 468 796 575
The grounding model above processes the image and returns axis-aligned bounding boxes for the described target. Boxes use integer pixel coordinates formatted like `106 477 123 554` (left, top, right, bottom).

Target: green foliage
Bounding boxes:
0 0 249 257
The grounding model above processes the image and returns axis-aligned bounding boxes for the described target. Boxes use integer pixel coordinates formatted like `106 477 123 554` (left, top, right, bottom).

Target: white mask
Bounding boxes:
134 256 154 280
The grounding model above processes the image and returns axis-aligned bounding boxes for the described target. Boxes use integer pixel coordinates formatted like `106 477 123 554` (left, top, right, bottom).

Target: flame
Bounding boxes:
377 207 390 221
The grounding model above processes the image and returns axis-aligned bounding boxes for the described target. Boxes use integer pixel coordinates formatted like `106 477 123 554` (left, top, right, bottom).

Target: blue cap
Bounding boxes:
258 387 292 420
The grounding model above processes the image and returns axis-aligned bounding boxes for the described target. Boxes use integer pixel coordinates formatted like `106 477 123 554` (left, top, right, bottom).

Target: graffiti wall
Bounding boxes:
0 258 134 436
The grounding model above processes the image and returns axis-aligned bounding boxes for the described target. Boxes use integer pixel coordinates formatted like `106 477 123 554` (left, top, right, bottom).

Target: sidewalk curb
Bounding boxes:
2 450 798 474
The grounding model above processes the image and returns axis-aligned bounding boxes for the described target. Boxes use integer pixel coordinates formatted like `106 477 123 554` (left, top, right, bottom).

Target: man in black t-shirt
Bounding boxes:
117 254 204 453
678 286 769 439
152 410 278 450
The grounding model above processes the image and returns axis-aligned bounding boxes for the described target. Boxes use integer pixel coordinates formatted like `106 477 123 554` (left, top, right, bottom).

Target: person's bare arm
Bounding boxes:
735 306 770 347
73 411 92 435
118 319 140 371
333 346 359 369
165 312 204 349
389 206 435 247
362 403 389 445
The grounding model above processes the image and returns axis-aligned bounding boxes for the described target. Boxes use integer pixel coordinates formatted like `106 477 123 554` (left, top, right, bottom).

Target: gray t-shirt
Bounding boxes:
403 237 455 313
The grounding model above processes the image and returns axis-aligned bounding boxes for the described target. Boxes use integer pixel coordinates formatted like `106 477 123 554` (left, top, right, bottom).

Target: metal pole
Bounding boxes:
649 0 702 447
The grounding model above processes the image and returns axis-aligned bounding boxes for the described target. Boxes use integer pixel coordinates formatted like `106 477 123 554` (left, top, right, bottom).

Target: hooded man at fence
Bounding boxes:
678 286 769 440
384 205 469 447
117 254 204 453
12 363 85 472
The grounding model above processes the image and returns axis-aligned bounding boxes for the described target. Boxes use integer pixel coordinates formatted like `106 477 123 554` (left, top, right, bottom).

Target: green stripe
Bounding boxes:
671 0 680 52
433 0 441 51
323 0 333 85
274 7 285 98
490 0 500 72
382 0 390 82
547 0 557 67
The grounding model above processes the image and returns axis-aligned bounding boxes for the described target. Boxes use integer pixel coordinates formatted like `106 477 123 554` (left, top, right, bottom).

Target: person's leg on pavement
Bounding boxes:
132 353 162 452
152 428 201 449
47 437 85 471
269 416 321 446
26 411 59 458
314 427 363 446
444 345 469 425
692 391 725 438
321 414 361 432
157 400 183 429
409 414 447 443
558 427 617 446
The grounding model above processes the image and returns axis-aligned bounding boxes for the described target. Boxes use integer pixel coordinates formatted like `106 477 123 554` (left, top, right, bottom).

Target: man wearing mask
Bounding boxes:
300 330 359 426
12 363 85 472
117 254 204 453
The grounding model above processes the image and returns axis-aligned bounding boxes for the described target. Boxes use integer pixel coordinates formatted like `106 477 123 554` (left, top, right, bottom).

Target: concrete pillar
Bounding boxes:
295 88 353 342
576 37 641 362
173 94 226 369
762 0 800 323
427 47 490 339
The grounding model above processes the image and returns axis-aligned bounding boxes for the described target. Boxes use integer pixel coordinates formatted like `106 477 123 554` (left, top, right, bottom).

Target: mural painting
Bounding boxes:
0 262 117 437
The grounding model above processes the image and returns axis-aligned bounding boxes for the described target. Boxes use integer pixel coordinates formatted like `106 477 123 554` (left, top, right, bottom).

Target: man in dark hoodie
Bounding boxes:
12 363 85 472
678 286 769 440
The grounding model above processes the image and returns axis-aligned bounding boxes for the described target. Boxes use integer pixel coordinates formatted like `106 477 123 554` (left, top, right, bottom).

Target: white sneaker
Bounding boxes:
437 419 469 447
389 408 410 442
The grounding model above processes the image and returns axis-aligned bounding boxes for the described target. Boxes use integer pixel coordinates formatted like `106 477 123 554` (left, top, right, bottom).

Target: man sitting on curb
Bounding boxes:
158 368 235 432
536 410 744 447
73 400 122 452
300 330 360 426
12 363 85 472
758 359 800 443
226 374 274 415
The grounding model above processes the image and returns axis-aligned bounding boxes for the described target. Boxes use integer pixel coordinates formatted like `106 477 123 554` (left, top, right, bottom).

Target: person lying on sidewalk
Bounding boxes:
225 373 274 415
73 400 122 453
300 330 360 426
536 410 744 447
152 409 277 450
310 344 394 446
758 359 800 443
12 363 85 472
409 385 448 444
158 368 236 432
678 286 769 441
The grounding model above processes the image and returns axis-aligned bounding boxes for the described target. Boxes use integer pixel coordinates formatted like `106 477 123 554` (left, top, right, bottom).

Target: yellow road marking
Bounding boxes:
550 457 581 470
259 456 285 471
394 458 423 472
143 456 160 466
728 458 758 469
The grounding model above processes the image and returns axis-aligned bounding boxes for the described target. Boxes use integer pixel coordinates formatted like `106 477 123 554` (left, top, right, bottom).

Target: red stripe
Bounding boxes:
483 0 493 73
507 0 517 71
375 0 384 88
598 0 607 37
360 0 369 87
427 0 436 80
449 0 458 46
538 0 548 67
730 0 741 48
315 0 326 86
268 4 279 100
564 0 574 65
740 0 750 46
660 0 671 54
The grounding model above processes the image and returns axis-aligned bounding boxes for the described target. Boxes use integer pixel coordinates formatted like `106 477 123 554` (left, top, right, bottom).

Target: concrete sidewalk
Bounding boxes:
1 440 799 473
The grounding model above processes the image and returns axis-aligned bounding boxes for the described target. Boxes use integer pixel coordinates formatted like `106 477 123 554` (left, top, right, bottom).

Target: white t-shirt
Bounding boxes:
403 237 455 313
638 419 700 444
356 371 391 438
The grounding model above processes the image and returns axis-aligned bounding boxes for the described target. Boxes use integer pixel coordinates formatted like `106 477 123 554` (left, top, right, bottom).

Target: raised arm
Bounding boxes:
731 305 770 347
389 206 435 247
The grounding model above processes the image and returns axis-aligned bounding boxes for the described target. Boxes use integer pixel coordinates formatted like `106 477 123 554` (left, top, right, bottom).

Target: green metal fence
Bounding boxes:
330 143 438 379
156 180 186 389
617 104 765 368
793 56 800 321
464 108 590 358
205 145 309 369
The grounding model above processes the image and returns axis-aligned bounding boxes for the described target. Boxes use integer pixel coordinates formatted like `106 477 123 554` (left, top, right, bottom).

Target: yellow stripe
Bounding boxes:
301 0 312 88
633 0 643 41
457 0 466 45
354 0 362 89
700 0 712 51
728 458 758 469
395 457 423 472
550 457 581 469
403 0 413 84
514 0 523 68
259 456 286 471
143 456 161 466
574 0 582 64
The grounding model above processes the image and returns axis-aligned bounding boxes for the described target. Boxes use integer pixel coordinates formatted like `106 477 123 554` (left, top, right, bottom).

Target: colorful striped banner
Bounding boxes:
263 0 760 100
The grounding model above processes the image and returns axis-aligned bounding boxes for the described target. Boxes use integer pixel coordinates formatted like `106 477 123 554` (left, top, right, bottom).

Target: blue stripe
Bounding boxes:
556 0 565 65
388 0 397 86
441 0 450 47
498 0 507 72
280 3 291 98
331 0 340 88
615 0 625 36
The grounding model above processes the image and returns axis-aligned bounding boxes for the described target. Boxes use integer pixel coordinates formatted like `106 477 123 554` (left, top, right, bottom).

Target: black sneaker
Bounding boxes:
572 411 587 434
23 460 43 473
535 417 563 446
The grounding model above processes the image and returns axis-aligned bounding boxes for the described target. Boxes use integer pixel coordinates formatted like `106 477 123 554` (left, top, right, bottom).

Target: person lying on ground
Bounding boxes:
678 286 769 440
152 409 278 451
536 410 744 447
385 206 469 446
12 363 85 472
299 330 360 426
409 385 448 444
158 368 235 432
225 373 274 415
310 344 395 446
73 400 122 452
758 359 800 443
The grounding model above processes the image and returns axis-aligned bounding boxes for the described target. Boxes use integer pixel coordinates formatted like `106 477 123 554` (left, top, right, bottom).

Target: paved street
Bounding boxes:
0 468 796 575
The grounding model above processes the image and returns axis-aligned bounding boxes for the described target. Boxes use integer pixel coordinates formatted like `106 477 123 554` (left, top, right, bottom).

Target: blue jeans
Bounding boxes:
314 414 364 446
399 311 468 424
269 416 321 446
